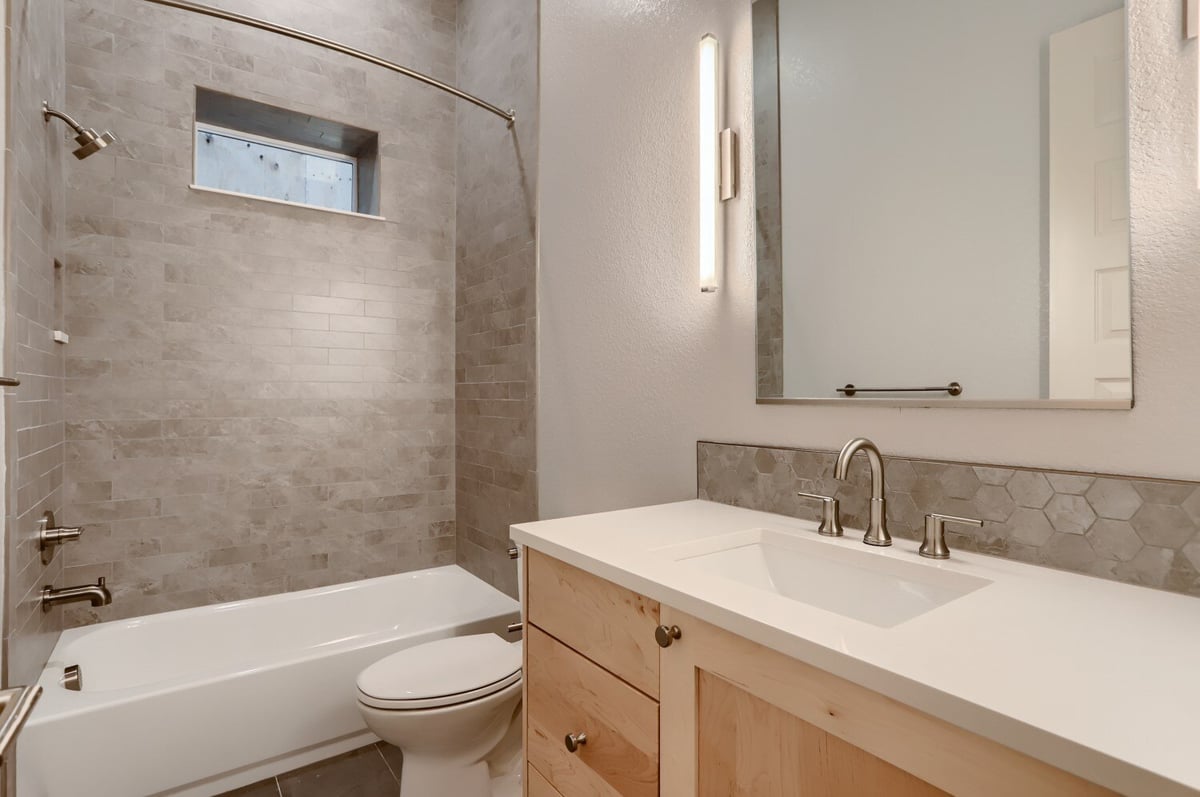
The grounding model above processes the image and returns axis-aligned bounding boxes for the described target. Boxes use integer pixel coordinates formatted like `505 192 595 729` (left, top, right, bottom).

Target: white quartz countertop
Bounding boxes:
511 499 1200 797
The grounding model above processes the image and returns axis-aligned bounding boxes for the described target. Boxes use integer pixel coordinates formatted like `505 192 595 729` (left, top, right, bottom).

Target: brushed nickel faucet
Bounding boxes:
41 578 112 612
834 437 891 547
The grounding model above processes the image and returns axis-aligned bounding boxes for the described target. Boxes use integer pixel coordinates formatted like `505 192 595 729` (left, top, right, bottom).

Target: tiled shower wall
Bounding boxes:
60 0 460 625
698 441 1200 597
4 0 68 688
453 0 538 598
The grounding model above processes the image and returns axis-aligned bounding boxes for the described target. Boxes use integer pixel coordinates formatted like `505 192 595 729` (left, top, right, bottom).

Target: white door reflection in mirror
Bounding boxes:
1049 9 1132 400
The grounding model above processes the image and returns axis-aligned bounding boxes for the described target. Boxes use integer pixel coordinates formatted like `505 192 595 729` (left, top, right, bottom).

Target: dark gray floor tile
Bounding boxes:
277 745 400 797
375 742 404 782
216 778 280 797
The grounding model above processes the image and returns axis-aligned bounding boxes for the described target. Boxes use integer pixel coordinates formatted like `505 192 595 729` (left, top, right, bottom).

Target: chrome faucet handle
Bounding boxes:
797 492 844 537
920 513 983 560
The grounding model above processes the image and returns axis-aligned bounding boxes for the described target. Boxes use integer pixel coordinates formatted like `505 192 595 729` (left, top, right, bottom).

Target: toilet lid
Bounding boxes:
357 633 522 710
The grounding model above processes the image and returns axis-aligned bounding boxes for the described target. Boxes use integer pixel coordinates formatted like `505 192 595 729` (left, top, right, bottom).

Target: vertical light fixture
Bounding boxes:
699 34 738 293
698 34 721 293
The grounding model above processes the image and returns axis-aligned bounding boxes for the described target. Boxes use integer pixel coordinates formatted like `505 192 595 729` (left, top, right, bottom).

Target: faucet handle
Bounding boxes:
797 492 844 537
920 513 983 560
38 511 86 565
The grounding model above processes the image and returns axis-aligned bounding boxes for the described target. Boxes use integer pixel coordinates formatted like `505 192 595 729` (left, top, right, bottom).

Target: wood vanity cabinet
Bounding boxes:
523 550 1116 797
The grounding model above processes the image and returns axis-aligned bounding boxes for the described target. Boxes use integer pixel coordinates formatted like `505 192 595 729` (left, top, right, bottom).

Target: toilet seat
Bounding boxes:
357 633 522 711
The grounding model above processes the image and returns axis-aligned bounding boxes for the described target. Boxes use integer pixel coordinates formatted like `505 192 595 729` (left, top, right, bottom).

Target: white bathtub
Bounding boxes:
19 565 519 797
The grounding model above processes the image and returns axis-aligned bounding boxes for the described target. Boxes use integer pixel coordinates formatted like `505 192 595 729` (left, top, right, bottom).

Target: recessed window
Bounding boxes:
192 88 381 217
195 125 357 212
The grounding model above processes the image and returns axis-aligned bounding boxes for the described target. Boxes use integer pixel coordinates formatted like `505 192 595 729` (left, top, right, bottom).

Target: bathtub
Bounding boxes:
19 565 519 797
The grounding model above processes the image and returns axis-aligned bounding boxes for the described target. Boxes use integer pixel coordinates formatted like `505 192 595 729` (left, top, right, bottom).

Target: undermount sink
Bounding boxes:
660 528 991 628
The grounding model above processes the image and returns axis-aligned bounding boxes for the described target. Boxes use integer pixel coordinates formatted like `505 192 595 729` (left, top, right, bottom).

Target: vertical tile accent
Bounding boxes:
697 441 1200 597
752 0 784 398
60 0 460 625
453 0 538 598
4 0 69 687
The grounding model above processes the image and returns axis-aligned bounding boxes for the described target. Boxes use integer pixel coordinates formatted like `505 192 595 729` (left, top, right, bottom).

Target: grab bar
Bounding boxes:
0 377 19 387
0 685 42 764
838 382 963 397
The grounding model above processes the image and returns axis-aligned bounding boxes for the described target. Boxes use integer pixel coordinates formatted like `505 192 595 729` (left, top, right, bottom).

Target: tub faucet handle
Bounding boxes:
38 511 86 565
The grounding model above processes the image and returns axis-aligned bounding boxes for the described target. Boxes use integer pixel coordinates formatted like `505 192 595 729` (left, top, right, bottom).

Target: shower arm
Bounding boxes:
42 102 87 135
138 0 517 127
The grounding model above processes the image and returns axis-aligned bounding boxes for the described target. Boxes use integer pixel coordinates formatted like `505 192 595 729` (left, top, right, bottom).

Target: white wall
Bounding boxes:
777 0 1118 400
538 0 1200 520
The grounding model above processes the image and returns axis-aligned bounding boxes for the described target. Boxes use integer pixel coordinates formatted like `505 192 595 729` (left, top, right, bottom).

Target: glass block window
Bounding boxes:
195 125 357 213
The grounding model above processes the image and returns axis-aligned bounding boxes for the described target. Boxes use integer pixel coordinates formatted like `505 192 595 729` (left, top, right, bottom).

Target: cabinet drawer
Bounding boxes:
527 626 659 797
527 549 661 697
528 765 565 797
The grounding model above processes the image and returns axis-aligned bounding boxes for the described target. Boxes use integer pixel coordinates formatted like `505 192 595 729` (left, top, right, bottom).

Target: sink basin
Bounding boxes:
660 528 991 628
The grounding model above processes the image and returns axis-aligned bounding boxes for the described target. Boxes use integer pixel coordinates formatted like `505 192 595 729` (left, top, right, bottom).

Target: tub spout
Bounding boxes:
41 578 112 612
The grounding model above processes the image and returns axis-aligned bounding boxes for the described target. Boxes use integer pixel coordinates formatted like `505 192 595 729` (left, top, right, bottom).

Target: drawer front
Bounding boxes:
528 765 565 797
527 626 659 797
527 549 661 697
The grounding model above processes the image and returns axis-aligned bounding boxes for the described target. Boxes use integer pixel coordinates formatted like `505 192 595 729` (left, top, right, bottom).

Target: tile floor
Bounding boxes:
216 730 522 797
219 743 404 797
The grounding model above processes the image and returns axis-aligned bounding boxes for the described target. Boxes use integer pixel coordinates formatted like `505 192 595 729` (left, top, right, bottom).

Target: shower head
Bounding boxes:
70 128 116 160
42 101 117 160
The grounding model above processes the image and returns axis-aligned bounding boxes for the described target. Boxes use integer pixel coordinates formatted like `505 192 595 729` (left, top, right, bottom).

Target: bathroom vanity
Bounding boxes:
513 501 1200 796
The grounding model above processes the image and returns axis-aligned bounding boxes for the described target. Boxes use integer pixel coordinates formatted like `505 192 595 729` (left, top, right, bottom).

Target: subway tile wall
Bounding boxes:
61 0 462 625
698 441 1200 597
453 0 538 598
4 0 69 685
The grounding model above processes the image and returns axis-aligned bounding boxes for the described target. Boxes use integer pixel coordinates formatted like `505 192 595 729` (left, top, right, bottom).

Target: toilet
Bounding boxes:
356 633 523 796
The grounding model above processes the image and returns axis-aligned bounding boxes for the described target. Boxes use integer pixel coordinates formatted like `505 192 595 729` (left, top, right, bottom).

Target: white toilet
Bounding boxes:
356 633 523 796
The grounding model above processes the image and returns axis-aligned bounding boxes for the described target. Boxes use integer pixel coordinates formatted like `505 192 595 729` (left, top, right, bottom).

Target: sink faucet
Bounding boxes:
41 578 112 612
834 437 891 547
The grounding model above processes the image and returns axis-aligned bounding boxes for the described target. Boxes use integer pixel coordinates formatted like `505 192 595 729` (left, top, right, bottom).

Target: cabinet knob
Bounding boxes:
655 624 682 648
564 732 587 753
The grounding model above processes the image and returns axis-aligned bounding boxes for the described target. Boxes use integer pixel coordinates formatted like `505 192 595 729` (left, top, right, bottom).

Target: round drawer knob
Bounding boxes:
655 624 682 648
564 732 588 753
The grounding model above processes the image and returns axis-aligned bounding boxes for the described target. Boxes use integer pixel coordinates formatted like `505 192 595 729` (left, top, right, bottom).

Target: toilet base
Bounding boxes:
400 756 491 797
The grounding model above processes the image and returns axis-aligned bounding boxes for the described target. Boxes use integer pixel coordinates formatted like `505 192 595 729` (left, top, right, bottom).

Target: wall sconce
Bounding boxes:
699 34 738 293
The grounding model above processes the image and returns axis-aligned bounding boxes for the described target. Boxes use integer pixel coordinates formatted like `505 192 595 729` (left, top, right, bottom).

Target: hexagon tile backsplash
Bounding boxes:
697 442 1200 597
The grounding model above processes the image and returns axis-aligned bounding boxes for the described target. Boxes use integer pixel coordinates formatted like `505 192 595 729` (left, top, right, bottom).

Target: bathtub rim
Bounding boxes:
30 565 519 718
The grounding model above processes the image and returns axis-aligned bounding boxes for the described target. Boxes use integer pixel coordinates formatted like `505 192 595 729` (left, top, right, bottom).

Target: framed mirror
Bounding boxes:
753 0 1132 408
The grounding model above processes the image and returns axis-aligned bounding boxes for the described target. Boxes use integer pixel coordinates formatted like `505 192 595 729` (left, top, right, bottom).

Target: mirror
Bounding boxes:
753 0 1132 407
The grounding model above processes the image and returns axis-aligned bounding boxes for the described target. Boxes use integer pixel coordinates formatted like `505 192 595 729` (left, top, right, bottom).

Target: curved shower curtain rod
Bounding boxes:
140 0 517 125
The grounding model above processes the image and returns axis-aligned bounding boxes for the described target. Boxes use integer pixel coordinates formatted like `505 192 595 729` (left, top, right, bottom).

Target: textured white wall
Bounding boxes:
538 0 1200 520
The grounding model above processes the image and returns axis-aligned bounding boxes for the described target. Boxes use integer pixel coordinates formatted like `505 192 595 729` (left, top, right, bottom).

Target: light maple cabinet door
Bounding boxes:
658 607 1117 797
